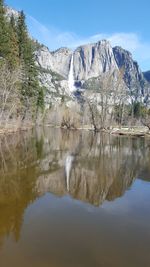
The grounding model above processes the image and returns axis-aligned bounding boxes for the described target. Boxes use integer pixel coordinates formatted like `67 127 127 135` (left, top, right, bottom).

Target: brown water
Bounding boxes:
0 128 150 267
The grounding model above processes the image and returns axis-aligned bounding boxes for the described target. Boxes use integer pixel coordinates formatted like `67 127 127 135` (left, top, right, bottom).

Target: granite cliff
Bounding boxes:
35 40 150 105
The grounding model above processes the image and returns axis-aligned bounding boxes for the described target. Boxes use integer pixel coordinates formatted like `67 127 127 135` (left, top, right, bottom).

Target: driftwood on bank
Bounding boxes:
110 127 149 137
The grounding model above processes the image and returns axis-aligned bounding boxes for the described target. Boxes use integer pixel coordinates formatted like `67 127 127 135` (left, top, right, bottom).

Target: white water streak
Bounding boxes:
68 54 76 92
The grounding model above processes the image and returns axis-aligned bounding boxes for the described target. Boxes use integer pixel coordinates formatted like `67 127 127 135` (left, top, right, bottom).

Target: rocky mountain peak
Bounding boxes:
52 47 72 55
36 46 72 79
73 39 118 81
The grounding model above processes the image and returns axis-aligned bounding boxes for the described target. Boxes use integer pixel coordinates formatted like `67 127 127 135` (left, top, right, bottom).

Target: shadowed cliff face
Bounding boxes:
0 128 150 246
113 46 150 100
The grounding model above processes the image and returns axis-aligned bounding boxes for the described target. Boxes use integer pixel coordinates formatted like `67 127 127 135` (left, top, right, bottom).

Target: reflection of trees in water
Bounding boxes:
0 129 44 247
0 128 150 247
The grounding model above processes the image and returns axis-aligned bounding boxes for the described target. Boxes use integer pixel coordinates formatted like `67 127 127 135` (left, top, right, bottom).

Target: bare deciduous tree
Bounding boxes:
84 70 128 131
0 63 22 128
141 116 150 131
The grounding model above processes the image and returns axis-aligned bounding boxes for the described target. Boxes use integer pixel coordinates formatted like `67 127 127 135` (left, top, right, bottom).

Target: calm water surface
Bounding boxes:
0 128 150 267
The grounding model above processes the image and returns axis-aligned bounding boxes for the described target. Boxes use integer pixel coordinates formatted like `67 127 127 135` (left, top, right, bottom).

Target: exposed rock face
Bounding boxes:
143 71 150 82
35 46 53 71
36 40 119 83
51 48 72 78
73 40 118 81
38 68 71 106
36 40 150 104
35 46 74 102
113 46 147 98
35 46 72 79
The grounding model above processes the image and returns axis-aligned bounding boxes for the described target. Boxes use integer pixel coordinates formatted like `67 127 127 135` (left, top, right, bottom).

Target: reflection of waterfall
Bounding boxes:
65 154 74 191
68 54 76 93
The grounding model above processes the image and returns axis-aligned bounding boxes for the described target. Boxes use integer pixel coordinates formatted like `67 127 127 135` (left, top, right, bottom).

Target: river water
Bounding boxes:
0 128 150 267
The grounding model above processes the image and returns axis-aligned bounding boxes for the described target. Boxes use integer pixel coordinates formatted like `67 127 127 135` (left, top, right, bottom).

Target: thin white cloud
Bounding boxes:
26 15 150 70
27 15 79 49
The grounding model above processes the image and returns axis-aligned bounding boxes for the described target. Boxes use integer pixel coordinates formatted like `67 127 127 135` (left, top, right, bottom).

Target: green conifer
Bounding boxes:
8 14 20 68
17 11 44 115
0 0 10 60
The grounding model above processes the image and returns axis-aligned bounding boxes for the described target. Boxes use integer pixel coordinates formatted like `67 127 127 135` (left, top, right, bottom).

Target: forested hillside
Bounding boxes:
0 0 44 129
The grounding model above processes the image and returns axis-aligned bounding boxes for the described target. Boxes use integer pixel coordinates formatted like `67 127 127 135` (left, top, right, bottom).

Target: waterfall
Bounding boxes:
68 54 75 92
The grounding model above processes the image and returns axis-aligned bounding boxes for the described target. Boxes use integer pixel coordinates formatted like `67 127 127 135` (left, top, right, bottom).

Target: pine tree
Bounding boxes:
17 11 39 97
17 11 44 117
0 1 44 122
0 1 19 68
17 11 28 61
8 14 20 68
0 0 10 60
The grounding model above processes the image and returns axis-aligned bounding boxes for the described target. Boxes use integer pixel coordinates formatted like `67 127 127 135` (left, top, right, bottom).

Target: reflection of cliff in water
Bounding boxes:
35 130 150 206
0 128 150 246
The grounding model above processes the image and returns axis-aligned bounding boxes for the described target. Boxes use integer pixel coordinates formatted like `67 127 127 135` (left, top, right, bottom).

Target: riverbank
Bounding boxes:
0 124 149 137
0 124 34 136
110 126 149 137
50 124 150 137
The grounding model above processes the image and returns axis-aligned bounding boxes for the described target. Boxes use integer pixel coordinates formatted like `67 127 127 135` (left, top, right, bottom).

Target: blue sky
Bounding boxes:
6 0 150 70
